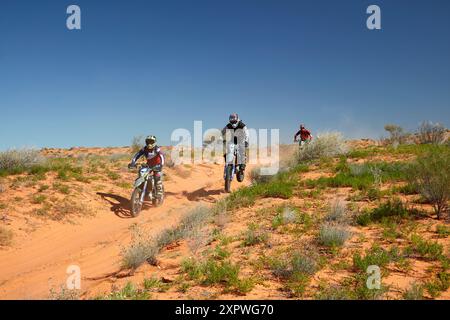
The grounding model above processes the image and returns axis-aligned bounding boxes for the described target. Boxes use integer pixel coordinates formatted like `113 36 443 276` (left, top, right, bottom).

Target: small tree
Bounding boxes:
417 121 446 144
384 124 409 144
409 147 449 219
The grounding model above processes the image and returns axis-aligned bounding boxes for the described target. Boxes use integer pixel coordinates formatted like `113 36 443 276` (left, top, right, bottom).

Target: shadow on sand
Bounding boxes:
97 191 178 218
97 192 138 218
182 187 223 202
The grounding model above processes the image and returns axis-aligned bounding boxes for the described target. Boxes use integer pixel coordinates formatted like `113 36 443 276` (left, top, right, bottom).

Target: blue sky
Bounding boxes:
0 0 449 150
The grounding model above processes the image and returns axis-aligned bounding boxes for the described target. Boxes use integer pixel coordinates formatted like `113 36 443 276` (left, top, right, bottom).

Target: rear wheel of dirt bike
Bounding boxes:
225 165 233 193
152 187 164 207
131 187 143 217
152 186 164 207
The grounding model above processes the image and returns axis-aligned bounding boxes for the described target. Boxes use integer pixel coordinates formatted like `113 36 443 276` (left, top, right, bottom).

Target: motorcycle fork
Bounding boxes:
140 180 148 203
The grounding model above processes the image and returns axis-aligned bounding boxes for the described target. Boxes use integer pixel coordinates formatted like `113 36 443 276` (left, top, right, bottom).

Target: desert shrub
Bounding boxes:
269 251 318 279
315 284 352 300
425 272 449 298
182 257 253 294
417 121 446 144
406 234 443 261
391 183 418 195
272 207 298 228
242 223 268 246
228 164 304 210
325 199 347 222
291 252 318 276
403 282 424 300
0 148 44 176
99 282 150 300
121 225 158 269
52 182 70 195
298 132 348 161
268 252 317 297
352 272 389 300
318 223 350 247
38 184 50 192
143 277 170 293
156 205 212 249
408 146 450 219
347 147 379 159
384 124 410 145
353 245 399 272
0 226 13 246
31 194 47 204
436 225 450 237
355 199 421 226
48 286 80 300
306 161 409 192
53 198 91 220
269 257 292 279
187 228 210 254
227 179 294 210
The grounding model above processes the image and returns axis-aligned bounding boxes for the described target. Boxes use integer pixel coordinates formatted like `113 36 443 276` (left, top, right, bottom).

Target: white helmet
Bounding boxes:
229 113 239 128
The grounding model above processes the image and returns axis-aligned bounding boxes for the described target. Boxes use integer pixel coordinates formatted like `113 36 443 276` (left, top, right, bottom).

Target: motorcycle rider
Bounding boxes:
294 124 313 147
221 113 249 175
128 135 164 199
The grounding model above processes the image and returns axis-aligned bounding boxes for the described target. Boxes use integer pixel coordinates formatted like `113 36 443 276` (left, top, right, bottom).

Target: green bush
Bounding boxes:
269 252 318 279
297 132 348 161
242 224 268 246
0 149 44 176
425 272 449 298
353 245 399 272
100 282 150 300
305 161 410 192
407 234 443 261
182 257 253 294
355 199 421 226
227 175 295 210
408 146 450 219
403 283 424 300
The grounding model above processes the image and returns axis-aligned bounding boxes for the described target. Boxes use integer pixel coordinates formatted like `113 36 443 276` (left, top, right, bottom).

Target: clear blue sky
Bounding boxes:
0 0 449 150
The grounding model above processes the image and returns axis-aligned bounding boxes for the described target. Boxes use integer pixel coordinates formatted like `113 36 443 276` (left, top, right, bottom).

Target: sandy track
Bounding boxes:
0 163 250 299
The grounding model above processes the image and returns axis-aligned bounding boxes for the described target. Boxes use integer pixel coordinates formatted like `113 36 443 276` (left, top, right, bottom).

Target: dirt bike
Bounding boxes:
295 137 312 150
130 164 164 217
224 144 245 193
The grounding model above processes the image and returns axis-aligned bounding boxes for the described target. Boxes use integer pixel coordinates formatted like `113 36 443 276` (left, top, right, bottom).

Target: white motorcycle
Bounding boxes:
130 164 164 217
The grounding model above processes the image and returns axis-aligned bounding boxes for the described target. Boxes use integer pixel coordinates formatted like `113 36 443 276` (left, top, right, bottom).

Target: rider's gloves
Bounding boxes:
128 163 135 169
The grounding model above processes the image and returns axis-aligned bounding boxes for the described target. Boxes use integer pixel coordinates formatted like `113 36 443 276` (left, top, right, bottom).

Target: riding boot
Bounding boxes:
154 173 164 199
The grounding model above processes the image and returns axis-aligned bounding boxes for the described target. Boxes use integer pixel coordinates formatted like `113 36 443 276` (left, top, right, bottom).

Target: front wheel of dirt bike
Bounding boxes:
131 187 143 217
225 165 233 193
237 167 245 182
